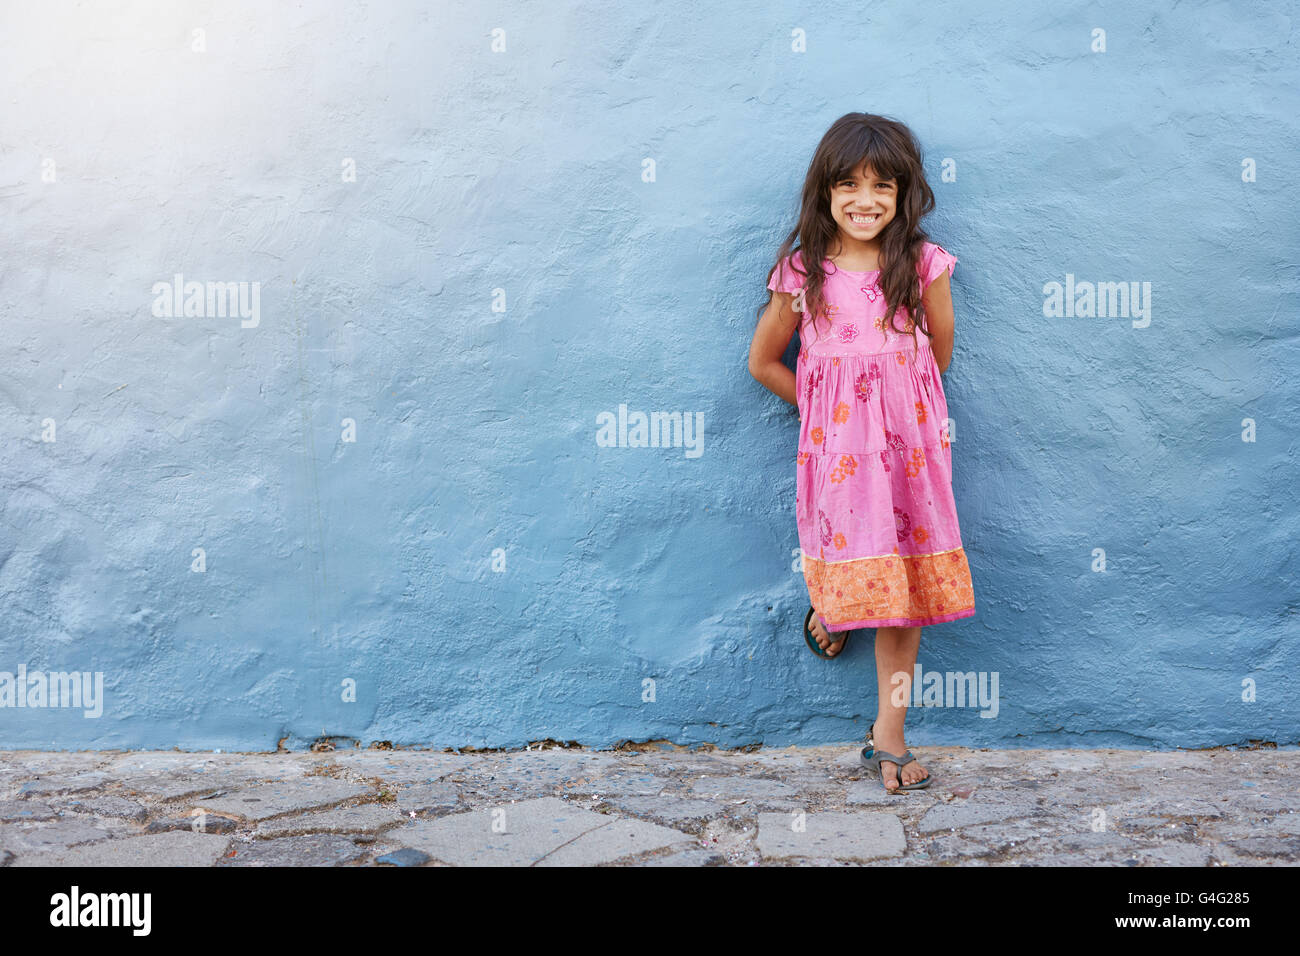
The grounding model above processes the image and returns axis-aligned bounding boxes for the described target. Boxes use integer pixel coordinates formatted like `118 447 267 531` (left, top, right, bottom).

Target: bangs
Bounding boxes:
832 135 904 184
834 155 901 185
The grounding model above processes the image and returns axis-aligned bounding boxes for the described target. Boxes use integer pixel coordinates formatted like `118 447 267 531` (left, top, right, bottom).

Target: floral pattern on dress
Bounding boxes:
894 507 912 543
803 363 825 404
904 448 927 478
878 427 907 472
818 509 833 548
854 363 882 402
829 454 857 484
874 313 917 342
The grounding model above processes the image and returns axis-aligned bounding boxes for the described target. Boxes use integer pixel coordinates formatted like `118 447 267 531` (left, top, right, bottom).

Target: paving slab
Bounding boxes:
450 751 631 798
756 810 906 861
1127 843 1215 866
918 795 1045 834
1215 792 1300 815
1116 815 1186 832
218 833 369 866
1268 813 1300 835
189 778 371 821
1052 830 1139 852
1225 836 1300 859
928 819 1057 852
606 794 731 827
1116 752 1217 771
0 752 115 775
632 753 750 777
116 768 324 802
570 770 672 798
631 847 727 866
833 749 867 770
708 751 839 787
918 834 998 861
0 820 115 853
394 782 461 814
145 812 240 835
113 773 246 802
712 750 819 769
108 755 317 803
846 778 941 808
16 771 112 797
1209 845 1286 866
12 831 231 866
326 750 473 783
108 752 315 781
255 803 409 837
0 800 57 822
1030 751 1108 772
60 795 149 821
1108 796 1227 821
394 796 612 865
536 816 694 866
688 776 805 807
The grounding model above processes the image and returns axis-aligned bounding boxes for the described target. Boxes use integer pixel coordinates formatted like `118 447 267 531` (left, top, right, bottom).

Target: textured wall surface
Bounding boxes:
2 1 1296 751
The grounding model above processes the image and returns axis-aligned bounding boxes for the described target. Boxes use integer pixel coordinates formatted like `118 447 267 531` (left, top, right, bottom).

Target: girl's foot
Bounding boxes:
808 613 847 657
872 731 928 790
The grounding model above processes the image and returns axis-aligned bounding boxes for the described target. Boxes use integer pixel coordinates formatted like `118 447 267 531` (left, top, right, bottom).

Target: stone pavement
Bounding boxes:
1 743 1296 866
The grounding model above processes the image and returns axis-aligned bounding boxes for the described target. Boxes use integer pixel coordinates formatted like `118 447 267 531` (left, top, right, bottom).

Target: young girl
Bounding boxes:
747 113 976 793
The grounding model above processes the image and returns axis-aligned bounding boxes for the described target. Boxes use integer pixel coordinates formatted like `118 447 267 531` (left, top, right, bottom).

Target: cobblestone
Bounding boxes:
0 744 1292 866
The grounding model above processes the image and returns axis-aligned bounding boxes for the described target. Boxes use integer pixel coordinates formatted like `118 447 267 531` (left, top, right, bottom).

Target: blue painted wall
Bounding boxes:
2 1 1296 751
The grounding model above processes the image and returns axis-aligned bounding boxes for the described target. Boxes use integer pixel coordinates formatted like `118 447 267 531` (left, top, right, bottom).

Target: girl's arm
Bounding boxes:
923 269 956 374
747 291 800 407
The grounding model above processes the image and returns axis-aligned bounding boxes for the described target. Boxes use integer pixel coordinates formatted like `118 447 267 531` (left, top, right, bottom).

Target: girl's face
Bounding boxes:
829 162 898 247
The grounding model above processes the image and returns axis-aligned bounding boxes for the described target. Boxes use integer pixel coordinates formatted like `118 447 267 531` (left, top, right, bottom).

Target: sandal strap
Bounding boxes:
873 749 915 769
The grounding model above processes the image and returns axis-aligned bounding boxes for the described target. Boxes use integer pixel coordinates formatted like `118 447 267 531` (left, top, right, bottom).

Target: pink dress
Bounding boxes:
768 242 976 632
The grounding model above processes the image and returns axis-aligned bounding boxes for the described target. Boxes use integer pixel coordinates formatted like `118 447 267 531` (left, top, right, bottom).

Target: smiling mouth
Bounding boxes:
849 213 880 224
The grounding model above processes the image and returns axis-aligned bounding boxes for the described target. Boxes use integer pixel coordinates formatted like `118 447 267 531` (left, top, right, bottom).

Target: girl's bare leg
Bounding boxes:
873 625 926 790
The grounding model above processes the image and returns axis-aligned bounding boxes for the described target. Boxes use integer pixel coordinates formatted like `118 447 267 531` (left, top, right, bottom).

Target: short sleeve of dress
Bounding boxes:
920 241 957 290
767 250 807 294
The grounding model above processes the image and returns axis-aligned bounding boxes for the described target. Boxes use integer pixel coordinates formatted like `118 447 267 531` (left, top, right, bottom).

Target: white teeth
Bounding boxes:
850 213 879 223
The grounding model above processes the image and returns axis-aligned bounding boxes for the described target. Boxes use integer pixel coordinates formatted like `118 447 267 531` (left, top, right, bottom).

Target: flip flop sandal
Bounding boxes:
803 605 849 659
865 747 933 792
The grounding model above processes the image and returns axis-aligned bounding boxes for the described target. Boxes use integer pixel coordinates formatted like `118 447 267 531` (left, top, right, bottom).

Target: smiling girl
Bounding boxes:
747 113 976 792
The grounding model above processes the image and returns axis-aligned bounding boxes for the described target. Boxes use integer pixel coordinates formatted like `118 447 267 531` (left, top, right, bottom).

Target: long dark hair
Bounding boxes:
761 113 940 350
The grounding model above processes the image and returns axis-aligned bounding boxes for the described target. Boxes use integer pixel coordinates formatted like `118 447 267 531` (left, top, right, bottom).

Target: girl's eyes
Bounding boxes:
839 180 894 189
